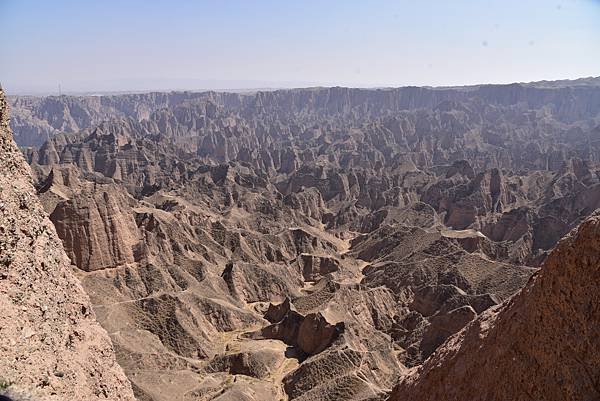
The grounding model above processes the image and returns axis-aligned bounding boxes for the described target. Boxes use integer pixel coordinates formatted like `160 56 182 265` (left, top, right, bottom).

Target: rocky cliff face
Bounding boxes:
389 212 600 401
0 90 135 400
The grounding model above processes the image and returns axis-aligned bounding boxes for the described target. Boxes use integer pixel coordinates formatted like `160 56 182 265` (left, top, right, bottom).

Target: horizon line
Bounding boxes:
4 75 600 97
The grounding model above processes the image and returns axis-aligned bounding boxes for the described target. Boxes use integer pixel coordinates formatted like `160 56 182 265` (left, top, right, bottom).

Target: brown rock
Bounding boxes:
0 90 135 400
297 312 344 355
390 213 600 401
49 185 140 271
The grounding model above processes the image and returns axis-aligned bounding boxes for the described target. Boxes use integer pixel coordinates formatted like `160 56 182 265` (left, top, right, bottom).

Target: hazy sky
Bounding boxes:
1 0 599 94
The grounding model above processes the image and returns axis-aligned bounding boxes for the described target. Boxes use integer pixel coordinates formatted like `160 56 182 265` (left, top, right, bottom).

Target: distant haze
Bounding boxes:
1 0 599 94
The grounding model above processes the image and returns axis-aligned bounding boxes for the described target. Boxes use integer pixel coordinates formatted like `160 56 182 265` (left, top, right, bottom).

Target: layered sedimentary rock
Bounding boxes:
49 184 140 271
353 224 534 365
389 212 600 401
9 78 600 400
10 79 600 147
0 91 135 400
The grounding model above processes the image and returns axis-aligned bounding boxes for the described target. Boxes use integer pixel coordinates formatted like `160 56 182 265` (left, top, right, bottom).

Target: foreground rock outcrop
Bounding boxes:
389 213 600 401
0 90 135 400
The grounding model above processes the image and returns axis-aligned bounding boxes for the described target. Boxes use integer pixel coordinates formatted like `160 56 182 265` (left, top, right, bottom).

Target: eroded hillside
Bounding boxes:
390 211 600 401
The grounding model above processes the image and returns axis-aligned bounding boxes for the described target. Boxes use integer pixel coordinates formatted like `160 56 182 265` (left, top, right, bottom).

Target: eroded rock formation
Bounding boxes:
7 78 600 400
0 91 135 400
389 212 600 401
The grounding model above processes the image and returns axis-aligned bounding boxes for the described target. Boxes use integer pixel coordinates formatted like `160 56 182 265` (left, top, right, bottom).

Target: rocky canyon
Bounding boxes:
1 78 600 400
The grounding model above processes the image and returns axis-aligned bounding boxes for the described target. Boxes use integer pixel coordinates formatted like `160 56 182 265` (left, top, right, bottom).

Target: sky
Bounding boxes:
0 0 599 94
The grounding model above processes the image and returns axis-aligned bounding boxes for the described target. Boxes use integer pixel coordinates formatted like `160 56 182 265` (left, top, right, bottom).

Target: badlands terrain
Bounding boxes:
1 79 600 400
